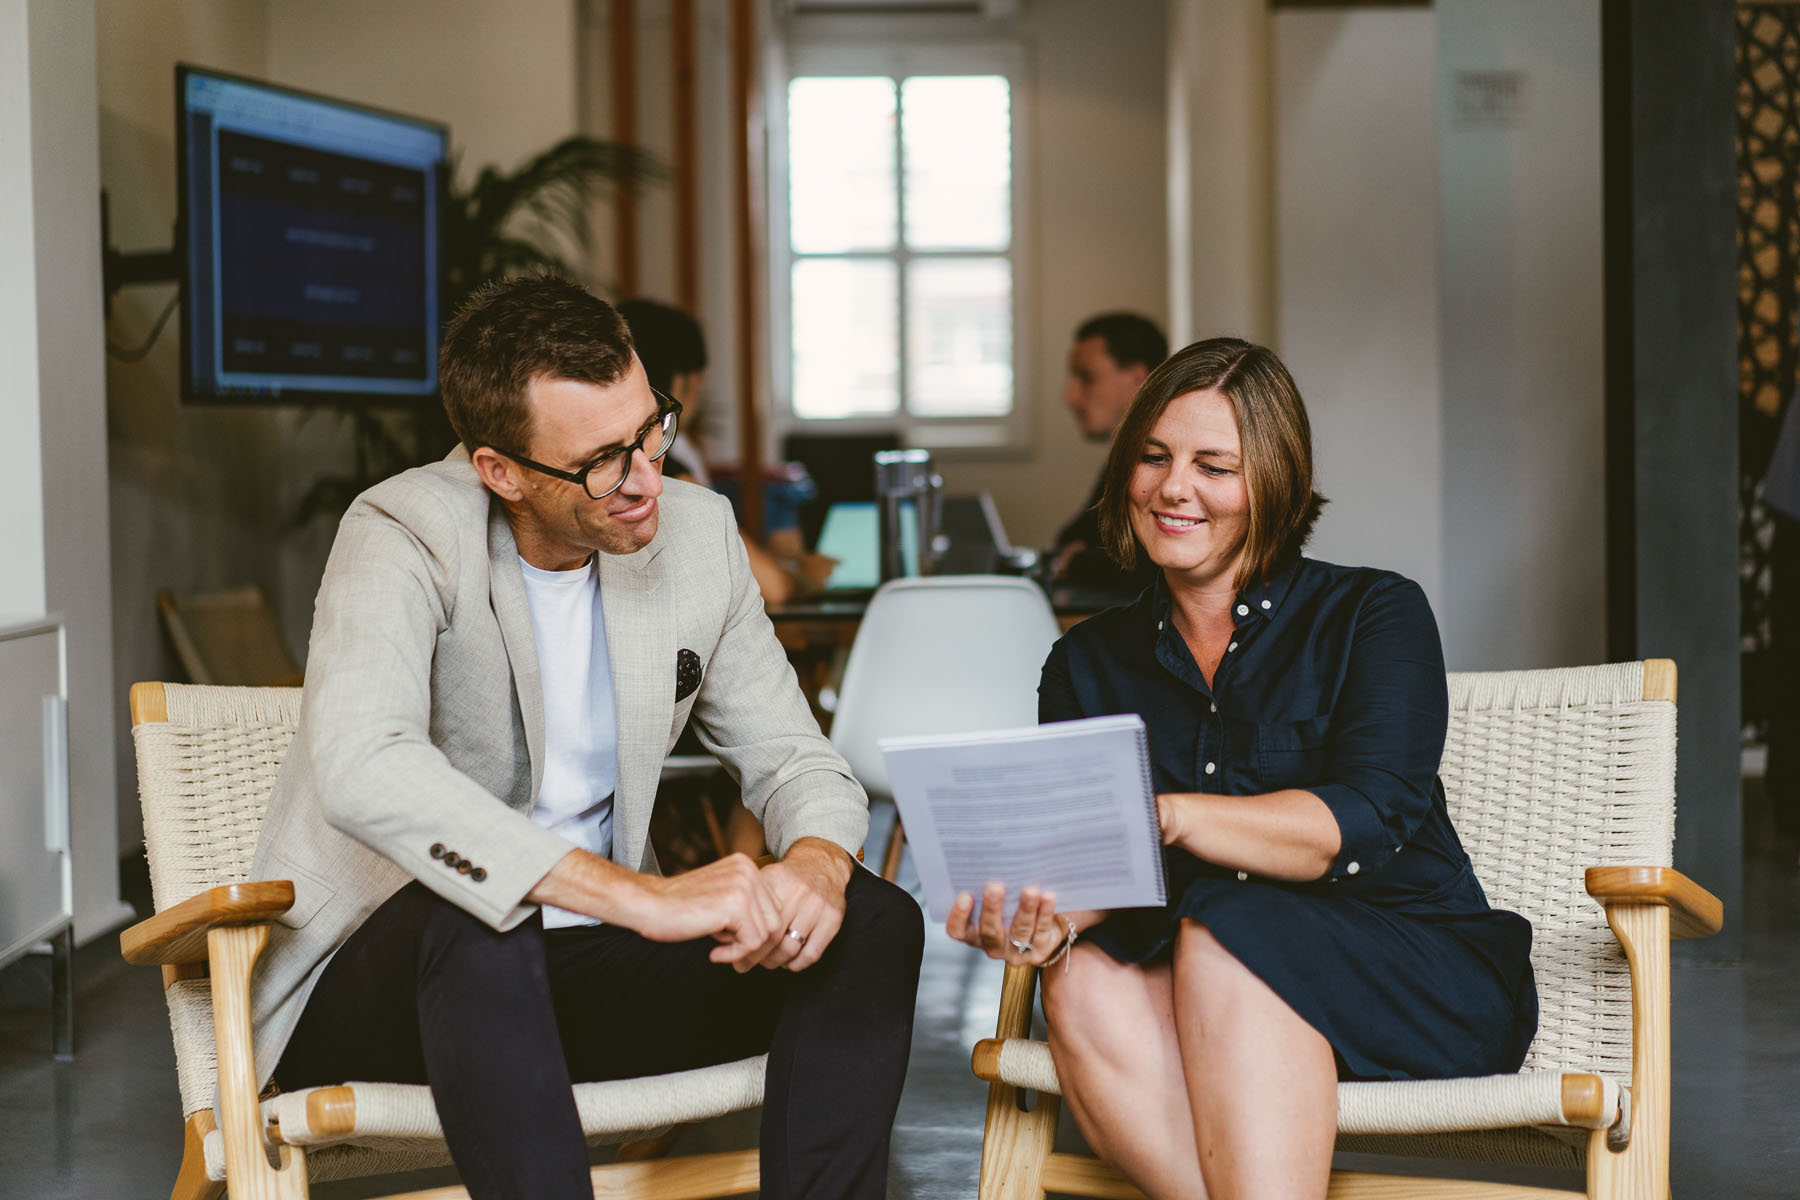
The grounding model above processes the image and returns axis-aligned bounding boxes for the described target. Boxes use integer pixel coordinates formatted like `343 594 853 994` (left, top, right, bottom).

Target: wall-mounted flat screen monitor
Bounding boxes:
177 65 448 405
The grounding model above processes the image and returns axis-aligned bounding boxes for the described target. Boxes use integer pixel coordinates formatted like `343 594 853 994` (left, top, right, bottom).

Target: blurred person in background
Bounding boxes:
620 298 832 606
1052 312 1168 596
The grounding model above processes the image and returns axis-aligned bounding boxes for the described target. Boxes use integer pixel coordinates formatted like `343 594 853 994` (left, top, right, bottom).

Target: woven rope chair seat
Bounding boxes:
193 1057 770 1182
985 1036 1617 1136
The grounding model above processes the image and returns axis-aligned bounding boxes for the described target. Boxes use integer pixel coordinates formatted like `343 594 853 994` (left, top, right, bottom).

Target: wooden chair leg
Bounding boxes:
881 818 906 882
977 962 1059 1199
978 1082 1059 1200
209 925 309 1198
1585 903 1671 1200
170 1110 225 1200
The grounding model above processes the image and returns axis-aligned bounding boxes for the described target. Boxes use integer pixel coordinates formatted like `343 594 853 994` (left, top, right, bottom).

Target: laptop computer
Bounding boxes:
814 500 917 597
814 493 1013 595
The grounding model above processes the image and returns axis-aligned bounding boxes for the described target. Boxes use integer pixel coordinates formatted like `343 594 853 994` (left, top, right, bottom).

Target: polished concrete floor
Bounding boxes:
3 792 1796 1199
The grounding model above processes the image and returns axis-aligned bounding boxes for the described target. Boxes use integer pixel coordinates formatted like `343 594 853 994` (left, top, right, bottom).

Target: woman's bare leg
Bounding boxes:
1041 942 1209 1198
1171 921 1337 1200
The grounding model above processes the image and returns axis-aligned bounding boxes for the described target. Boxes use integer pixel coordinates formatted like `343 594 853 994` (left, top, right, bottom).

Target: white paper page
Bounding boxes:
879 715 1167 922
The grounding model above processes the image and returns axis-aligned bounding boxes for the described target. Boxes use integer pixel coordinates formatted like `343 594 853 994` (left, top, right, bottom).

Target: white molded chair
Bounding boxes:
970 659 1723 1200
120 682 766 1200
829 576 1063 880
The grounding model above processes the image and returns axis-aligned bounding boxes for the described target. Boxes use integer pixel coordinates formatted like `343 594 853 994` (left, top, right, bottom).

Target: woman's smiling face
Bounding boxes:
1127 387 1251 587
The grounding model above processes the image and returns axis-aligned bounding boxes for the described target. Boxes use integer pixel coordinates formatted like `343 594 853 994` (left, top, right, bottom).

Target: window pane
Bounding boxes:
907 257 1011 417
902 76 1010 251
788 77 897 253
792 258 899 419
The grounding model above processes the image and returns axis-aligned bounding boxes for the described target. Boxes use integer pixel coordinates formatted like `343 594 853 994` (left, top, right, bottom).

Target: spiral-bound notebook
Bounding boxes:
878 715 1168 923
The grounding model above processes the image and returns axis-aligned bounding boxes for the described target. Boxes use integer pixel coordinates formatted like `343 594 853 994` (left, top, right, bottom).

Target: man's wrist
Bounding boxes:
530 848 651 927
781 837 856 888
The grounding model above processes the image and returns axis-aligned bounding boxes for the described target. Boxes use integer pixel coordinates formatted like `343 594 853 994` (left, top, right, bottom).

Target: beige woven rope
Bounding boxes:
989 1038 1617 1135
267 1056 768 1152
134 684 303 914
1443 662 1673 1084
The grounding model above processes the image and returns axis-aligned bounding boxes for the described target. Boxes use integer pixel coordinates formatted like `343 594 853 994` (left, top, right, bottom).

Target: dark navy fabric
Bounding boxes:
1039 556 1538 1081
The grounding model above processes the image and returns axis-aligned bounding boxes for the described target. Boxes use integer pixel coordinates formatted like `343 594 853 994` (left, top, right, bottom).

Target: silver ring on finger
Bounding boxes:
1009 937 1033 955
785 927 808 946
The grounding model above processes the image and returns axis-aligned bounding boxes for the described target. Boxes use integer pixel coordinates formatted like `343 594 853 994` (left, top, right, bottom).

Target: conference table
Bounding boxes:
767 582 1129 630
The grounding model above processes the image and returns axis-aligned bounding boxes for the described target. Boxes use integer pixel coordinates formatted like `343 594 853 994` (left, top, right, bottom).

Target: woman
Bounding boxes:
948 338 1537 1199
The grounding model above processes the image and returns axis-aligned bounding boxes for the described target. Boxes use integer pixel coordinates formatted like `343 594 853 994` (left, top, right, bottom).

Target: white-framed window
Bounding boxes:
769 34 1028 451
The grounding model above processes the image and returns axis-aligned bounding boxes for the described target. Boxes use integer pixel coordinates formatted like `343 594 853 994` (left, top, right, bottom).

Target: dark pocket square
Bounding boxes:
675 648 703 701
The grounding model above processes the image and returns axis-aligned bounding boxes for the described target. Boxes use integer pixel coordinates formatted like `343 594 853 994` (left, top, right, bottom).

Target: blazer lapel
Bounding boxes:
597 541 671 873
487 506 546 802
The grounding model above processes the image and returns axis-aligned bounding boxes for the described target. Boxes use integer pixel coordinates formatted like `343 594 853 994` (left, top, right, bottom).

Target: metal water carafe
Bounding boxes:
874 449 943 581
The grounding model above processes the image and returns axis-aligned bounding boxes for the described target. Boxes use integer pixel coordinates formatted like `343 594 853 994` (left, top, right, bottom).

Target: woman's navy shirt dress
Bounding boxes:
1040 556 1538 1082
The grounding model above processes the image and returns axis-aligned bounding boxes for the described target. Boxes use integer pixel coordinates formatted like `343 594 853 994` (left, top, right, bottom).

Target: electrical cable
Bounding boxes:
105 292 180 363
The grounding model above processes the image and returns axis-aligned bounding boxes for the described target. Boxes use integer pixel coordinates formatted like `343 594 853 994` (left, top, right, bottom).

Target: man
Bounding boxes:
1051 312 1169 594
246 274 924 1200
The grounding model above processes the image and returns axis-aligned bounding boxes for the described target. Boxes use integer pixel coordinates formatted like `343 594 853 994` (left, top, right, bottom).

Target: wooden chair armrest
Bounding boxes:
119 881 296 966
995 962 1039 1039
1586 866 1723 939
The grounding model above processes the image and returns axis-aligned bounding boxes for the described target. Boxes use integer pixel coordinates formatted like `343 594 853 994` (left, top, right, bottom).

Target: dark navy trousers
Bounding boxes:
274 867 924 1200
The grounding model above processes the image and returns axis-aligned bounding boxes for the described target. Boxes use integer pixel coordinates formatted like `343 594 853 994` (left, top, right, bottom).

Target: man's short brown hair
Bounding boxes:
438 273 636 455
1098 336 1327 589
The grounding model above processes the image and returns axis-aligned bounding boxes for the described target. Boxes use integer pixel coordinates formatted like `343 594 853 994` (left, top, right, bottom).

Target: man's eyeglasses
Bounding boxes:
490 389 682 501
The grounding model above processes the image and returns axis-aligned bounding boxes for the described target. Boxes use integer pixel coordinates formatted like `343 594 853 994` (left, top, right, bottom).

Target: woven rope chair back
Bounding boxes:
134 684 304 916
1441 662 1674 1082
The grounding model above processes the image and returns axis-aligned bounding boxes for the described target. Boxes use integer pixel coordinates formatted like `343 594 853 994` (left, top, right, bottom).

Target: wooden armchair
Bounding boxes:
970 659 1723 1200
120 682 767 1200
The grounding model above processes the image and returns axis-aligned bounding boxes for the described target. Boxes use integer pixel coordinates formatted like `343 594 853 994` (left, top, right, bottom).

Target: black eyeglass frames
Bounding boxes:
489 389 682 501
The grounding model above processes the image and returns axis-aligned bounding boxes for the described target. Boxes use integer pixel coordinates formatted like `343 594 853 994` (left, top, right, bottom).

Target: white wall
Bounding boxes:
1273 8 1443 608
1436 0 1605 670
1168 1 1604 671
0 2 48 624
265 0 580 191
7 0 128 941
934 0 1170 548
1167 0 1272 347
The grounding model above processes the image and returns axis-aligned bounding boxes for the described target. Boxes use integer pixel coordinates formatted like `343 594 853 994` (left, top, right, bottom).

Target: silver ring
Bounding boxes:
1009 937 1033 954
785 927 807 945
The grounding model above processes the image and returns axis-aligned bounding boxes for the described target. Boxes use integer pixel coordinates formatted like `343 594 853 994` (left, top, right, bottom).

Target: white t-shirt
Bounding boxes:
518 555 619 928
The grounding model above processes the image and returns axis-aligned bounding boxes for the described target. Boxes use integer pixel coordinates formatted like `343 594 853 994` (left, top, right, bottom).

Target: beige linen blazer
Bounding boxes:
243 450 869 1091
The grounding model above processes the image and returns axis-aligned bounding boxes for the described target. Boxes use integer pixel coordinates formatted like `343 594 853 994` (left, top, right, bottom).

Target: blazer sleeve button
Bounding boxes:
443 851 461 867
456 860 474 875
470 867 487 882
430 843 445 859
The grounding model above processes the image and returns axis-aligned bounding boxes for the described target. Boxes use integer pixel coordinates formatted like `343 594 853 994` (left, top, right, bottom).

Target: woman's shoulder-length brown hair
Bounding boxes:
1098 336 1327 590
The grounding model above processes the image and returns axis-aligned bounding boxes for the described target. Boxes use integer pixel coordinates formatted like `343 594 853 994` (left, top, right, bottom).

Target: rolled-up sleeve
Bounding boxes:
1306 578 1448 880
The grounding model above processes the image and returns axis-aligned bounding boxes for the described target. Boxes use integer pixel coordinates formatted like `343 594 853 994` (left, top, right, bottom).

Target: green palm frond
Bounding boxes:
443 135 663 309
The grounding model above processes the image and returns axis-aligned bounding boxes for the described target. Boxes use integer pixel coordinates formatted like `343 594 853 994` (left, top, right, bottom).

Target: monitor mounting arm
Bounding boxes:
100 189 177 317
